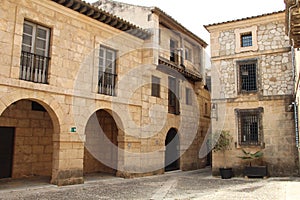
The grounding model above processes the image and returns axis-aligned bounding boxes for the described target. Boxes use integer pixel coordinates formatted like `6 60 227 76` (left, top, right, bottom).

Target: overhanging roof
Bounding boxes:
51 0 150 40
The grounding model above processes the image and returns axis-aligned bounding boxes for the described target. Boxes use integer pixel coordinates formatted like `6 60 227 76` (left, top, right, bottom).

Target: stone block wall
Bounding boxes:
207 11 299 177
0 100 53 178
0 0 211 185
212 98 298 176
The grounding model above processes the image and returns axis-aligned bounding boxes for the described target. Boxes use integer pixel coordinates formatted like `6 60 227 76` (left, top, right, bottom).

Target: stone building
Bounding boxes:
285 0 300 170
0 0 210 185
94 0 211 171
205 11 299 176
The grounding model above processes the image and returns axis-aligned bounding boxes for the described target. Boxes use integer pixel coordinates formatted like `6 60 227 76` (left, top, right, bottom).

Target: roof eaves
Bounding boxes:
204 10 285 30
152 7 208 47
51 0 151 40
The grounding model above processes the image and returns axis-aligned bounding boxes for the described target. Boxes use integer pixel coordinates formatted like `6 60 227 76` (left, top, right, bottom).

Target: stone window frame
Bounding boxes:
235 107 264 148
234 26 258 53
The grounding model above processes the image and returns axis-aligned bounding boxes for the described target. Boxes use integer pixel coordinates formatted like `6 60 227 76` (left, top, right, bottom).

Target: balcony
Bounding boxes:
20 51 50 84
98 72 117 96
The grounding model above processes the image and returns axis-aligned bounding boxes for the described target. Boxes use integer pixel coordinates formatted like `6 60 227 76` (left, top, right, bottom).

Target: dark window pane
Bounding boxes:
151 76 160 97
241 33 252 47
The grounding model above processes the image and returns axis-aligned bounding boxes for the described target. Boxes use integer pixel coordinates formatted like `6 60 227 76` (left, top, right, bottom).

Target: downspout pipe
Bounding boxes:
293 102 299 148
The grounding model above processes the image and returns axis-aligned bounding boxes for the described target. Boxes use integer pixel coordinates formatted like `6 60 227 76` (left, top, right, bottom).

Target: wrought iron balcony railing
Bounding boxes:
20 51 50 84
98 72 117 96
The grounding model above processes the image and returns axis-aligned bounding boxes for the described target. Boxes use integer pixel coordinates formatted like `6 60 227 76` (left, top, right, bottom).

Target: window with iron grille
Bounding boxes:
168 77 180 115
241 32 252 47
98 46 117 96
236 108 263 146
151 76 160 97
20 21 50 84
238 61 257 93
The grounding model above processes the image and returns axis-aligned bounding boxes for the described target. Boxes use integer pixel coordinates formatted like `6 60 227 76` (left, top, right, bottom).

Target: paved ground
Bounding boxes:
1 168 300 200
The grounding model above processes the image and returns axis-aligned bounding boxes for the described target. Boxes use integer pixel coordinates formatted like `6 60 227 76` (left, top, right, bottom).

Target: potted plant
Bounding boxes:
213 130 233 179
238 149 267 178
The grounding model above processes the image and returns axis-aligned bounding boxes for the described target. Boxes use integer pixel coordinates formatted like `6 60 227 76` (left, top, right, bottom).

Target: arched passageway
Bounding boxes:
165 128 180 172
0 100 55 181
84 109 118 176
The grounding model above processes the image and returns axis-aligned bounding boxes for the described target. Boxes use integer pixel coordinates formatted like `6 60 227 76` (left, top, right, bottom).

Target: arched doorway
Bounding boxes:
0 100 55 180
165 128 180 172
84 109 118 176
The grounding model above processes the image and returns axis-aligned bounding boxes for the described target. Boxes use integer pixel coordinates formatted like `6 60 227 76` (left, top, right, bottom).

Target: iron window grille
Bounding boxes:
241 32 252 47
151 76 161 97
20 21 50 84
238 61 257 93
236 107 263 146
98 46 117 96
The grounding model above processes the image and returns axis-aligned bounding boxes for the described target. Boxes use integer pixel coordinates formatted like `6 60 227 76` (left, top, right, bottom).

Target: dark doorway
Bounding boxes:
165 128 180 172
0 127 15 178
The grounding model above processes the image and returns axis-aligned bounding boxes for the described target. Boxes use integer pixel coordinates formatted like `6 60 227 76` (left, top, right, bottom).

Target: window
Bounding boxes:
168 77 180 115
241 32 252 47
31 101 46 112
20 21 51 83
170 39 178 63
234 26 258 53
151 76 160 97
238 60 257 93
236 108 263 146
184 46 192 62
186 87 192 105
98 46 117 96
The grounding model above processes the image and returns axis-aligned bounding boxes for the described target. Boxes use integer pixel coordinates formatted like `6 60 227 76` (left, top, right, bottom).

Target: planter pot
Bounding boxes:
244 166 267 178
219 168 233 179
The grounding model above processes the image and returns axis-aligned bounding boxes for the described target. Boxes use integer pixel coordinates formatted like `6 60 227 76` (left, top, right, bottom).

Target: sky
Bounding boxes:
85 0 286 47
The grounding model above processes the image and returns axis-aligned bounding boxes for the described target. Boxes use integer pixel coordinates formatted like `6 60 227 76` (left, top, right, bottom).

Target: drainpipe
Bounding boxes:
293 102 299 148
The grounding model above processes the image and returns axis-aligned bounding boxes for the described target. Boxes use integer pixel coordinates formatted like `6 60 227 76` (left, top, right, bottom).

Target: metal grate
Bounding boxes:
236 108 263 146
241 33 252 47
239 62 257 92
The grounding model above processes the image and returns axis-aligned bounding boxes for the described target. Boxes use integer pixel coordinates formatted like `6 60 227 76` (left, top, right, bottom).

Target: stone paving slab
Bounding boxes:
0 168 300 200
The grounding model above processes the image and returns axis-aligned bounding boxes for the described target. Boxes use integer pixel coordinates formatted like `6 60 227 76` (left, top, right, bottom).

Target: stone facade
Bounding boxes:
205 11 299 176
0 0 210 185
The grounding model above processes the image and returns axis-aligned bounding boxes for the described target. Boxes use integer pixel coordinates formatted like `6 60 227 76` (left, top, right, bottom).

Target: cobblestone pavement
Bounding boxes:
1 168 300 200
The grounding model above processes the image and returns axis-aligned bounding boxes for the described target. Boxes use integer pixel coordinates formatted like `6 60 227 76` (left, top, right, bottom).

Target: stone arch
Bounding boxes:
0 94 62 181
165 128 180 172
0 92 64 136
83 108 123 176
